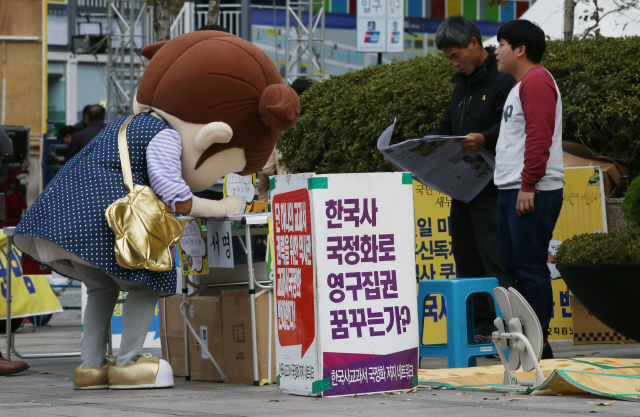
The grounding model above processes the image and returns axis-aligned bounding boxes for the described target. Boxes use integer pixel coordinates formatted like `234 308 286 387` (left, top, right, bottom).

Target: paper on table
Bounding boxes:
377 119 495 203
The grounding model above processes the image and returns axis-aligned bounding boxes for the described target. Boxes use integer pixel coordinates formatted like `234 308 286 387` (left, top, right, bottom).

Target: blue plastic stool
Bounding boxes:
418 278 500 368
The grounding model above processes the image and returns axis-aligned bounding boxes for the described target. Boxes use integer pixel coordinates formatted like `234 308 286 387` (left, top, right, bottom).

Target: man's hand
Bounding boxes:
455 133 485 153
516 190 535 217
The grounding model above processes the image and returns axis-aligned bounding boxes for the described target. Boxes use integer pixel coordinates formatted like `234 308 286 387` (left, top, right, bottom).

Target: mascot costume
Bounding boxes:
13 31 300 390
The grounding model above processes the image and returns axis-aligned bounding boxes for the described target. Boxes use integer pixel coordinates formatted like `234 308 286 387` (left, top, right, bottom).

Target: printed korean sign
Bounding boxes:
356 0 386 52
207 220 234 268
357 0 404 53
271 173 319 396
413 181 453 345
549 167 607 339
385 0 404 53
311 173 418 396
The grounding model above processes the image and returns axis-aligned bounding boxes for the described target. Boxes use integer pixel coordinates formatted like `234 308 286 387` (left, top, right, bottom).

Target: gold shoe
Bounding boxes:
73 357 117 390
108 354 174 389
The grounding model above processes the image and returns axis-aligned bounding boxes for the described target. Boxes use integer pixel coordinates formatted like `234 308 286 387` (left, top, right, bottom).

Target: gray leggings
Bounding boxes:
73 262 161 368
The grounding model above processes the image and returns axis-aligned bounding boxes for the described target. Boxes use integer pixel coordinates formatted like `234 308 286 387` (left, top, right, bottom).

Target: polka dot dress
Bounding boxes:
14 113 178 295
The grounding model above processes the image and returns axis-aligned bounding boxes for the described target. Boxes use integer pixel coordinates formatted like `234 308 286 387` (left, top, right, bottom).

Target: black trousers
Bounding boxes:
450 183 511 336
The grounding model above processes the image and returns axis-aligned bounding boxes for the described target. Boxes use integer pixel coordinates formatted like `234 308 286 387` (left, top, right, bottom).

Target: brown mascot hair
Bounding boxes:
138 31 300 175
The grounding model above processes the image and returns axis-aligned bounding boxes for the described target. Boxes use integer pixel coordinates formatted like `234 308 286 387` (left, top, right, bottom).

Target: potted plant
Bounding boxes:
555 176 640 341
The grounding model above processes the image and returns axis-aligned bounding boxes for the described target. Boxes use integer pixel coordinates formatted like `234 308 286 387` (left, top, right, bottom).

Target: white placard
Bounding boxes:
357 0 404 53
207 220 234 268
386 0 404 53
311 173 418 396
224 173 255 213
357 0 387 52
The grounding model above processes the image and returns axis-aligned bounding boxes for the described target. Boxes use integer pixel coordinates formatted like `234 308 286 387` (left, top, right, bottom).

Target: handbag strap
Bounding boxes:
117 114 138 193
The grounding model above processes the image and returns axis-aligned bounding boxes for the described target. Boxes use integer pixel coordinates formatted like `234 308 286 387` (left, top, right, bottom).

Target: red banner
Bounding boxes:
273 189 315 357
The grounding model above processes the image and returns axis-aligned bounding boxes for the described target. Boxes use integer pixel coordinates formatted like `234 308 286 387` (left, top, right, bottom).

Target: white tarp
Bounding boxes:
484 0 640 45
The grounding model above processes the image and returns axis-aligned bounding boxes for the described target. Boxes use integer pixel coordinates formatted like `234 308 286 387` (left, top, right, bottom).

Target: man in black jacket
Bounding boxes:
429 16 517 345
66 105 106 161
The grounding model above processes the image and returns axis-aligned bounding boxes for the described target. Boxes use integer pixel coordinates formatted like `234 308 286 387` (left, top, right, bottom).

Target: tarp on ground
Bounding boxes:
419 358 640 402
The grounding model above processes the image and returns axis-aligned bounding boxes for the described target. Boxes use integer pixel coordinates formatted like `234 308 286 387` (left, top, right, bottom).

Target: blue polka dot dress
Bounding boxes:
14 113 178 295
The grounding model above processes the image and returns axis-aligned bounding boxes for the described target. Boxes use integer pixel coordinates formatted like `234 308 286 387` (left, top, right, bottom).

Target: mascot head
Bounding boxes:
135 31 300 191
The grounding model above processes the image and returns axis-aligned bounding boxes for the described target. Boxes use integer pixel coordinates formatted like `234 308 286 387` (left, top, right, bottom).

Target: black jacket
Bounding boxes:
66 121 106 162
431 48 514 156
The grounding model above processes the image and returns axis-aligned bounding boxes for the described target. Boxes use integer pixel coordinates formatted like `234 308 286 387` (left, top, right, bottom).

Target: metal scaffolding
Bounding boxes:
285 0 325 83
106 0 147 122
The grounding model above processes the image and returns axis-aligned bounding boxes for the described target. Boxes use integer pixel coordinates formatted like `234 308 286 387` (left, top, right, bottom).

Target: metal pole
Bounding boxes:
107 0 113 122
67 0 77 53
245 224 259 386
182 269 190 380
5 228 13 360
240 0 251 41
285 0 290 82
307 0 312 76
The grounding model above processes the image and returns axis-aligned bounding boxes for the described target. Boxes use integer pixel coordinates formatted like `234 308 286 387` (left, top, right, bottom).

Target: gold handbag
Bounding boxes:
105 114 184 272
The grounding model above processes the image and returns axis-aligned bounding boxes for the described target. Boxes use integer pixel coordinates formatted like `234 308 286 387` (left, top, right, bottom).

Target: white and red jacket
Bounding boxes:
494 66 564 192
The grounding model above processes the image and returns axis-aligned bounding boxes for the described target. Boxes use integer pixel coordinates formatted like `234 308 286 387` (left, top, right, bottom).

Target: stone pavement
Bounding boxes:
2 307 640 416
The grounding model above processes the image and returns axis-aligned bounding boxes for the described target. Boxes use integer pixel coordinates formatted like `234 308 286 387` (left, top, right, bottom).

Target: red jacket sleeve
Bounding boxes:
519 68 558 192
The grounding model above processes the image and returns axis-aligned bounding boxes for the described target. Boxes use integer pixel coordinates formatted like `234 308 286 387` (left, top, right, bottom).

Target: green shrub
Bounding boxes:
620 176 640 226
543 37 640 178
554 226 640 265
279 37 640 177
278 54 456 174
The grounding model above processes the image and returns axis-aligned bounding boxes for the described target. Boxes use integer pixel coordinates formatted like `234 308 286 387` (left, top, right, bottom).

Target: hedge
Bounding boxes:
278 37 640 177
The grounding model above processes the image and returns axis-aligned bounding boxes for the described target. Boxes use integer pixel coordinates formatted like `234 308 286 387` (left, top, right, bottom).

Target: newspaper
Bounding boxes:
377 120 495 203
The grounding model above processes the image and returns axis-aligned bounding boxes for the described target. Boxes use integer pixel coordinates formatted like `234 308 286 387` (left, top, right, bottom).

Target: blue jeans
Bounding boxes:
497 189 563 333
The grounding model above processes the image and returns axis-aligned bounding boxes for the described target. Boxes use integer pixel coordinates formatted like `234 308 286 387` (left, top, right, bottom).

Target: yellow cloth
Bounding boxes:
0 232 62 319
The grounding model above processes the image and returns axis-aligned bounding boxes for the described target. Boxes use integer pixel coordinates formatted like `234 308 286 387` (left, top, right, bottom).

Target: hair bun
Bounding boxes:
259 84 301 132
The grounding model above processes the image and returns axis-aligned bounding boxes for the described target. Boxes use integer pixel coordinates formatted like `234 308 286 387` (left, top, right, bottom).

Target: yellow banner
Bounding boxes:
0 234 63 319
414 169 605 343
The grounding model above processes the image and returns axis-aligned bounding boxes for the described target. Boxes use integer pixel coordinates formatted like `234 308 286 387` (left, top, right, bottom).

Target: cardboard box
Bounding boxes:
186 295 225 382
222 290 276 384
159 295 187 377
572 295 637 344
563 141 629 197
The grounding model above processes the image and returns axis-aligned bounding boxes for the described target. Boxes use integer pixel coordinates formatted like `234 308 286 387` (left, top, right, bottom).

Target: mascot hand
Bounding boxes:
188 196 244 218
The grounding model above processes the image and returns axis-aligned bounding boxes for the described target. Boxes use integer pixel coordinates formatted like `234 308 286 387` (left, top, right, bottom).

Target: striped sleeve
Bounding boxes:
146 129 193 212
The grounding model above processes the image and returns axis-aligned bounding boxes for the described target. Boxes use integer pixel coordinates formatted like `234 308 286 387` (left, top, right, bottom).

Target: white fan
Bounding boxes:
492 287 545 389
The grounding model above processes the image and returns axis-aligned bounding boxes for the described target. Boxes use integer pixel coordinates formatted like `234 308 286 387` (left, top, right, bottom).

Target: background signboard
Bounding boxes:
356 0 404 53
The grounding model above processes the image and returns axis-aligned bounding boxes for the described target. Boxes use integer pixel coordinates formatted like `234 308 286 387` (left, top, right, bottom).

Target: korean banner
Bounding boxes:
0 240 62 319
272 173 319 396
310 173 418 397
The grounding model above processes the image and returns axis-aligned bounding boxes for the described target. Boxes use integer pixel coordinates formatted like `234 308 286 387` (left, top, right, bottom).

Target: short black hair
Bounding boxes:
197 24 229 33
435 16 483 50
59 125 76 138
290 78 313 96
496 20 546 64
82 104 92 116
87 105 105 122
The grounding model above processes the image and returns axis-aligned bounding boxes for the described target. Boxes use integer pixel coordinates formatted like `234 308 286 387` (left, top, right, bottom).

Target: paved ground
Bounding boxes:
2 298 640 417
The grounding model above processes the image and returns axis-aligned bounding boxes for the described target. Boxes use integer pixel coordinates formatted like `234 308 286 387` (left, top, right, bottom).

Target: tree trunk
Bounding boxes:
154 0 171 42
564 0 575 40
207 0 221 26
